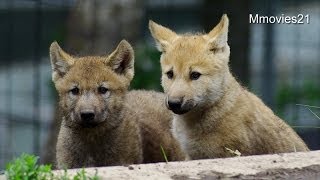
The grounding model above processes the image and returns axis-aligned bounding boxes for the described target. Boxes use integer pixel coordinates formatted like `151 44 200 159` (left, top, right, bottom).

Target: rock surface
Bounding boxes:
2 151 320 179
56 150 320 179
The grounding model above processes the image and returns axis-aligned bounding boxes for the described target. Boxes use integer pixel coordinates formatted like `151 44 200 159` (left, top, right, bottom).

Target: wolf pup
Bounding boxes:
149 14 309 160
50 40 185 168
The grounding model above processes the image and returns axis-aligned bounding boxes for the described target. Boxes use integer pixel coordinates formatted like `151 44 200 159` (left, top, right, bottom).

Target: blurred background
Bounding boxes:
0 0 319 169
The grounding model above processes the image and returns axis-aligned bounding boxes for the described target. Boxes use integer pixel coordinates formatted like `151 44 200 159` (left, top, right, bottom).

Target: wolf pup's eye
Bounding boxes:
70 87 80 95
98 87 109 94
190 72 201 80
166 70 174 79
210 47 219 53
210 47 224 54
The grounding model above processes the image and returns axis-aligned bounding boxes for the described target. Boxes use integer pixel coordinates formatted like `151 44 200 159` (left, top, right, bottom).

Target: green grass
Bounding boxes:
72 169 98 180
5 153 99 180
5 153 53 180
160 145 168 163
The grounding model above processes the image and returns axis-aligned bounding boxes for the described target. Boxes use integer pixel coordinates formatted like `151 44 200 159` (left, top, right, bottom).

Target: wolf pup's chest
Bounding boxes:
172 116 224 159
172 117 204 156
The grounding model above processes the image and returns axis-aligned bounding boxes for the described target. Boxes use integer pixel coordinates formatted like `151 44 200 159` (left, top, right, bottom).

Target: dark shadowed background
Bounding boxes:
0 0 319 169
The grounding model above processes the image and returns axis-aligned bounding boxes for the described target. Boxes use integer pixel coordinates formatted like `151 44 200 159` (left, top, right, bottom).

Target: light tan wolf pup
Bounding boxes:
50 40 185 168
149 14 309 160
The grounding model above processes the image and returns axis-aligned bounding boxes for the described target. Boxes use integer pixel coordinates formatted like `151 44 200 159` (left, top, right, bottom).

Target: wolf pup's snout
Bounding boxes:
79 110 98 127
80 111 95 122
167 98 193 115
168 99 182 111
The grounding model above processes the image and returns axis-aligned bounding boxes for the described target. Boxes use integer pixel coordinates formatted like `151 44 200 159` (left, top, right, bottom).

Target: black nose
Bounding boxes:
80 111 95 122
168 100 182 111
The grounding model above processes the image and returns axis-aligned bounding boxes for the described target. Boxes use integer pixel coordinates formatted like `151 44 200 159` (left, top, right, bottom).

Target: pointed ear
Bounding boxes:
149 20 178 52
106 40 134 80
49 41 75 82
207 14 229 51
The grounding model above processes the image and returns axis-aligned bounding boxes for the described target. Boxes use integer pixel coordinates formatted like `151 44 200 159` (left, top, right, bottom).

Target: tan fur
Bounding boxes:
126 90 185 163
149 14 309 160
50 40 184 169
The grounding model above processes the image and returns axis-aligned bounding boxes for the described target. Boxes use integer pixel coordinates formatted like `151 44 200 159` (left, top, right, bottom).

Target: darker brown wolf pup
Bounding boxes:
50 40 185 169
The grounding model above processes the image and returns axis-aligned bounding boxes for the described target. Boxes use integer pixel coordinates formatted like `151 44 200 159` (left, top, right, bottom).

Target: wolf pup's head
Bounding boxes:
149 15 230 115
50 40 134 128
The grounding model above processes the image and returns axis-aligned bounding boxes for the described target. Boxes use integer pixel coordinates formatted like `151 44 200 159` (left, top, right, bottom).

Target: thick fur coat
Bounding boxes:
149 14 309 160
50 40 184 168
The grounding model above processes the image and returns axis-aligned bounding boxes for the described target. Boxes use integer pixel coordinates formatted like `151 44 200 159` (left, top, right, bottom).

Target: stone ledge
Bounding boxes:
2 151 320 179
56 150 320 179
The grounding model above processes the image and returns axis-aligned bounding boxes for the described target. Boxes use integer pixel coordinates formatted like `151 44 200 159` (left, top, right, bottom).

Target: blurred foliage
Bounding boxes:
51 25 67 47
6 153 53 180
276 81 320 114
130 43 163 91
5 153 99 180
